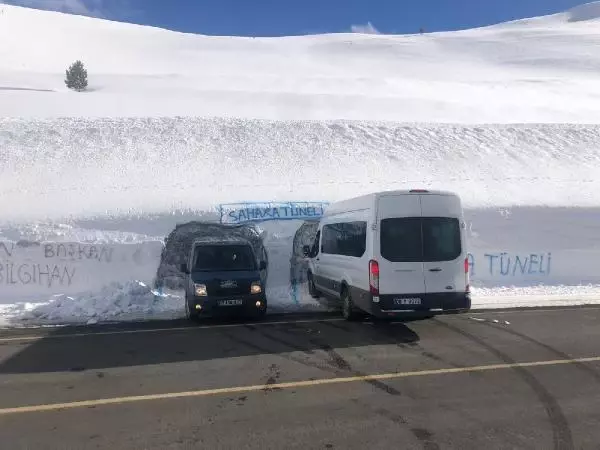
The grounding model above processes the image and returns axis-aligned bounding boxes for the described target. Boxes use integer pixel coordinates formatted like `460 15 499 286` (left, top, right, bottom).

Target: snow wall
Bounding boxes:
1 119 600 324
1 204 599 314
2 118 600 223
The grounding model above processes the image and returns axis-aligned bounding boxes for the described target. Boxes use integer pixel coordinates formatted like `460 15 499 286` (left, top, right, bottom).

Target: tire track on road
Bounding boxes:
314 321 442 449
435 319 574 450
479 320 600 384
218 326 341 379
283 321 403 396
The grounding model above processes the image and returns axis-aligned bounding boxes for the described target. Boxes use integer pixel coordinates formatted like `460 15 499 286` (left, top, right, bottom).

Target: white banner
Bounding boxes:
220 202 328 224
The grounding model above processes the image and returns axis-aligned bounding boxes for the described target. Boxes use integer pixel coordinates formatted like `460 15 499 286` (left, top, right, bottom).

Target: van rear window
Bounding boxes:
380 217 461 262
193 245 256 271
380 217 422 262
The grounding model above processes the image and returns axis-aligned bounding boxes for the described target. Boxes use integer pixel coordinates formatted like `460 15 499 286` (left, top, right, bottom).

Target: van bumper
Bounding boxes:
189 294 267 317
370 292 471 318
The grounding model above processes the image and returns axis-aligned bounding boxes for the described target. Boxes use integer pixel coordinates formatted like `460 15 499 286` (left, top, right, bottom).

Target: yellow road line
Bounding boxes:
0 318 344 343
1 356 599 416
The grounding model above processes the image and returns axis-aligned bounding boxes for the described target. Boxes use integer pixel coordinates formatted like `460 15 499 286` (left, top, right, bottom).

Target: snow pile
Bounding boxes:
1 3 600 121
0 282 324 326
473 284 600 297
1 118 600 222
471 285 600 309
2 283 599 326
2 281 183 326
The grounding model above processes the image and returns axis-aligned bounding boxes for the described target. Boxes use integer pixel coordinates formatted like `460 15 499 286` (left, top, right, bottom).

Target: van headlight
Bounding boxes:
250 282 262 294
194 284 207 296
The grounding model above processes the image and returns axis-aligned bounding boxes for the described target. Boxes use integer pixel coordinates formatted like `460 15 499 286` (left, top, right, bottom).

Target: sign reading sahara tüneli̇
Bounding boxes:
220 202 329 224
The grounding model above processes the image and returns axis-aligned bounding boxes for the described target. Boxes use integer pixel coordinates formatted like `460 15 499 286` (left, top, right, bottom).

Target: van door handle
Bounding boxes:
429 268 442 272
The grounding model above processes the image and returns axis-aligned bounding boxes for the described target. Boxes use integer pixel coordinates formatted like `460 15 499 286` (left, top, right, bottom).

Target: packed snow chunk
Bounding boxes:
14 281 184 325
567 1 600 22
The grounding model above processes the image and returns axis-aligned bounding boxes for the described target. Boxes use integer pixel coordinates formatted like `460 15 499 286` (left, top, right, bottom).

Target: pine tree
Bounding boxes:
64 60 88 91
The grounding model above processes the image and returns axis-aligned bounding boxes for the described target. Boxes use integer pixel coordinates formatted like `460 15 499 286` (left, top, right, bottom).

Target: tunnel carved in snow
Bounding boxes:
154 222 269 290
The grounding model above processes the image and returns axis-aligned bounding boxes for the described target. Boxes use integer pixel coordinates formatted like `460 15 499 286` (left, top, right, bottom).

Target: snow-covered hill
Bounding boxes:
1 2 600 121
1 3 600 220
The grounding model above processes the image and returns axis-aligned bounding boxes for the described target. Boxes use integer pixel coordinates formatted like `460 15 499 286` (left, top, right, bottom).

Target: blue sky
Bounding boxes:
1 0 591 35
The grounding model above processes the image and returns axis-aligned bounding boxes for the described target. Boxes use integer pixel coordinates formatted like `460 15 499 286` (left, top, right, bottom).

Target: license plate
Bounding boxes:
218 299 243 307
394 297 422 306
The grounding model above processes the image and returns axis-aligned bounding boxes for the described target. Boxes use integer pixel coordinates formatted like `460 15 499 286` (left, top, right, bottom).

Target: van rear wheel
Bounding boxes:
342 288 358 321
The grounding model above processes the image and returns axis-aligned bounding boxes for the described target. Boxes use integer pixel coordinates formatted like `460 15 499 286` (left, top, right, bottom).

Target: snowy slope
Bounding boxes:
1 3 600 121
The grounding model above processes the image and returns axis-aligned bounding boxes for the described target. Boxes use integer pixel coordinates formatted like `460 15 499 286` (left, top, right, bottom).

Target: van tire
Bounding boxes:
185 296 199 322
254 307 267 321
308 273 320 299
341 288 358 321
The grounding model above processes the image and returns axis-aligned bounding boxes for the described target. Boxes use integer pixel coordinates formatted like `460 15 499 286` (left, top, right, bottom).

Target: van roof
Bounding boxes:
192 237 252 246
323 189 460 216
380 189 457 197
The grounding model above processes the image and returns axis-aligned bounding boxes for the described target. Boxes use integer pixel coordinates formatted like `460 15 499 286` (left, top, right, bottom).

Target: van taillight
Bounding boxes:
464 257 469 274
369 260 380 295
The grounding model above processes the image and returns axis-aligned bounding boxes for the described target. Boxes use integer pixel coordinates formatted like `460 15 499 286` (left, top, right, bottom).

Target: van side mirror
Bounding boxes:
180 263 189 274
259 261 267 271
302 245 311 257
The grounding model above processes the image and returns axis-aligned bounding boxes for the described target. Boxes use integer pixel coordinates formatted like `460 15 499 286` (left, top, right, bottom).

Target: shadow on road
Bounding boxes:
0 313 421 374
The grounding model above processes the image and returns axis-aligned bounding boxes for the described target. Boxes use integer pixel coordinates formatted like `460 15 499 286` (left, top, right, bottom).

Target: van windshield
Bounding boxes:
380 217 461 262
193 245 257 272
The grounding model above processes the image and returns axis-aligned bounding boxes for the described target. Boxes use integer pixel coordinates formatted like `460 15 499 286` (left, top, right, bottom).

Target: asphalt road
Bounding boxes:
1 307 600 450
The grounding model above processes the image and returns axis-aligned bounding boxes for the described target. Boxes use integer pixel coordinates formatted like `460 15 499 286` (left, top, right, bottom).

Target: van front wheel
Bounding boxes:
185 296 199 322
308 273 320 299
342 288 358 321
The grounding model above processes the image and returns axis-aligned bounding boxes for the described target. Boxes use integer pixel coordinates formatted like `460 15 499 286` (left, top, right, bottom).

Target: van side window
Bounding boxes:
311 230 321 257
322 222 367 257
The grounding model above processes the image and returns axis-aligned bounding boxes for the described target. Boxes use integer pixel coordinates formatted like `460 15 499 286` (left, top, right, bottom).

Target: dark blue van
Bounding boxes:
181 238 268 320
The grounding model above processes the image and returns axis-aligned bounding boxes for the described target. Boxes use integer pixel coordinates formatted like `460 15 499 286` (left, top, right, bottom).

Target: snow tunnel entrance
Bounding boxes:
154 202 329 312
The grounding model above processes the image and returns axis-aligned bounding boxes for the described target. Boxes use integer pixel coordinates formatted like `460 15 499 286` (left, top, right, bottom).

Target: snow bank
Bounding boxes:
0 281 183 326
2 206 600 326
471 285 600 309
1 3 600 121
1 118 600 222
2 282 599 327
